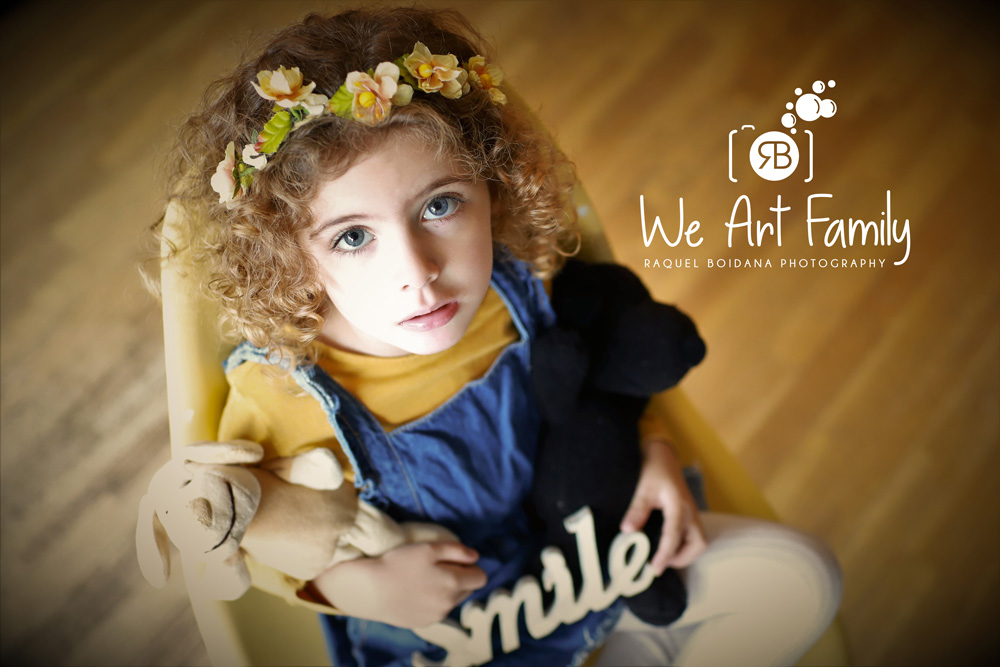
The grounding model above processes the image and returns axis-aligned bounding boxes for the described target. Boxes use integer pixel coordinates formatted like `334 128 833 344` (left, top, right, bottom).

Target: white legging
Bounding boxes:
595 513 843 666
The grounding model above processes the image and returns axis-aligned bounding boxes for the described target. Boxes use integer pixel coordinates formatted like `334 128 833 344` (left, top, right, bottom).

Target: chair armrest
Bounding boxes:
160 201 234 452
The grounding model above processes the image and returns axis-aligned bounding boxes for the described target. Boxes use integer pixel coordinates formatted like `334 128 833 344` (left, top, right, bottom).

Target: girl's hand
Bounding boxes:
311 541 487 628
620 439 707 574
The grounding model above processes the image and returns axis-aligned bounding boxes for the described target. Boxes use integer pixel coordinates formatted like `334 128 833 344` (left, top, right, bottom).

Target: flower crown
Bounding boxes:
211 42 506 206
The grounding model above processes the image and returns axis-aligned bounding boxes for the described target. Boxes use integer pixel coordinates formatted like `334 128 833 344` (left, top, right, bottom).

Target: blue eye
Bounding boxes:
333 227 373 252
424 195 461 220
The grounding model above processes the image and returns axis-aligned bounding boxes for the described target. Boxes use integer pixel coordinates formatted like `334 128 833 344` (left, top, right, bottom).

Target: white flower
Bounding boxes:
300 92 330 116
241 143 267 169
210 141 239 205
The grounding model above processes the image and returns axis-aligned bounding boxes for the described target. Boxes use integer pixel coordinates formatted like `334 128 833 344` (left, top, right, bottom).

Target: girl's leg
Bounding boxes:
595 512 843 666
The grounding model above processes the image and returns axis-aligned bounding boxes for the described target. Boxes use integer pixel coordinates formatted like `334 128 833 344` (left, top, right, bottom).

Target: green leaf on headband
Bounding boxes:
238 167 255 191
329 85 353 118
396 57 418 88
257 111 292 154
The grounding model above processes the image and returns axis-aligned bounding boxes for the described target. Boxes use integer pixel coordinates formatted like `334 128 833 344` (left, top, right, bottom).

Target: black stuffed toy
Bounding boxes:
529 259 707 626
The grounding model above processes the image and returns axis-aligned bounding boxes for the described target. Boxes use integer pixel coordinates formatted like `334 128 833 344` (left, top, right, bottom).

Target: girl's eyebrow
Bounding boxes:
310 175 471 240
310 213 369 240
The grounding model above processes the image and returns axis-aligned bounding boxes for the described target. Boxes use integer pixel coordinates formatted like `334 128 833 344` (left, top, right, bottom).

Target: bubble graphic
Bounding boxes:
795 93 823 122
781 81 838 134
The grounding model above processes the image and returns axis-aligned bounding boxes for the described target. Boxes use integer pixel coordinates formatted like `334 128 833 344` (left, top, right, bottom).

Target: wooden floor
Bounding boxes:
1 1 997 665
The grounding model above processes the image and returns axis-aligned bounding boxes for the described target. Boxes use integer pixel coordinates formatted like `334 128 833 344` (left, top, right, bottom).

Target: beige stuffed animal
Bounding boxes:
136 439 454 600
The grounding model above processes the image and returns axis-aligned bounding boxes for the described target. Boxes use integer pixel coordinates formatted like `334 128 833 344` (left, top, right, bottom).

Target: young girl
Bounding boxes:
162 7 842 666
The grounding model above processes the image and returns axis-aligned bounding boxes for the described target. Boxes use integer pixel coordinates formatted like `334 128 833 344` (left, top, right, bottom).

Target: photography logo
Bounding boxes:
729 80 837 182
640 76 910 268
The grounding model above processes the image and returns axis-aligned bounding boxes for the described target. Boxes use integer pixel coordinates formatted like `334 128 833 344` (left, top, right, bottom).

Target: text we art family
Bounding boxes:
639 190 912 268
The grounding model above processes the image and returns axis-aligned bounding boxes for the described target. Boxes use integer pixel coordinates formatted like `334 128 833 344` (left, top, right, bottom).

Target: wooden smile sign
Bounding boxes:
412 506 655 667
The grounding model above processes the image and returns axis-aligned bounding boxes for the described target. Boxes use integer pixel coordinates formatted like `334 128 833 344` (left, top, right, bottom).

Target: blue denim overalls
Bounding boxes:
224 252 624 666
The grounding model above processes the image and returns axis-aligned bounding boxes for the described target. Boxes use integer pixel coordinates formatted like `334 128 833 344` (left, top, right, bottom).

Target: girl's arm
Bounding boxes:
621 436 708 574
309 541 487 628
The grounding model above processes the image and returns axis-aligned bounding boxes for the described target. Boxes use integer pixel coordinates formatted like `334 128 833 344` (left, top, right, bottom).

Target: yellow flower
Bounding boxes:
345 62 413 126
210 142 239 206
403 42 467 99
251 66 317 109
467 55 507 105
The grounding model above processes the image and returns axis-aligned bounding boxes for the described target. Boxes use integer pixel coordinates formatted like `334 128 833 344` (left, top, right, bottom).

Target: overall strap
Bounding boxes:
489 247 555 340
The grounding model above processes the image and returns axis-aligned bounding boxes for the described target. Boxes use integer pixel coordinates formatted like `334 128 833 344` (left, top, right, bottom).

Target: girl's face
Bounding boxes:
302 135 494 357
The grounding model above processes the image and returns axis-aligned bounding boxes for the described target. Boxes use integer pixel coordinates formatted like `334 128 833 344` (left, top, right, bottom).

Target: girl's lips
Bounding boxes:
398 301 459 331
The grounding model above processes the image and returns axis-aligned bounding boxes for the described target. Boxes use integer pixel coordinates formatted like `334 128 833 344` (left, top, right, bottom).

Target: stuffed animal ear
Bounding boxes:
181 440 264 465
202 552 253 601
551 259 652 331
136 493 171 588
591 300 706 396
262 447 344 490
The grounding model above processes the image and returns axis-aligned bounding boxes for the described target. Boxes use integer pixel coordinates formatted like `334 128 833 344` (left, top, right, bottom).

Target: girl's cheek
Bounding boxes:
317 261 351 298
331 261 376 295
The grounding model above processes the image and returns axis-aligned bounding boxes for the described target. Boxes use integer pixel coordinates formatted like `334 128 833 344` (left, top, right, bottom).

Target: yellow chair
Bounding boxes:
158 187 850 666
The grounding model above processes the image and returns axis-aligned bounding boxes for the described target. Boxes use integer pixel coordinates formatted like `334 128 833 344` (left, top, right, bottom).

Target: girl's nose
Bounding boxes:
396 234 440 291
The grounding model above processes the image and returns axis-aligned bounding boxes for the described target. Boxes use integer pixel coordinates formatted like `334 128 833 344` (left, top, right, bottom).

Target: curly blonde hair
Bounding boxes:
160 7 579 362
